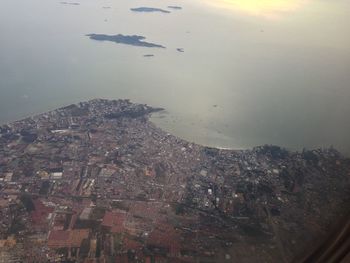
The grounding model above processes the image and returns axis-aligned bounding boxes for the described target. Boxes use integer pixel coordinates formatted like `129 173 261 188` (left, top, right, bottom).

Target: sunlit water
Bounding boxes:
0 0 349 154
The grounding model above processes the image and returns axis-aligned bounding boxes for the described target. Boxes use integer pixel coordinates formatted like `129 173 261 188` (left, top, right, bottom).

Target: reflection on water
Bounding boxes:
201 0 308 18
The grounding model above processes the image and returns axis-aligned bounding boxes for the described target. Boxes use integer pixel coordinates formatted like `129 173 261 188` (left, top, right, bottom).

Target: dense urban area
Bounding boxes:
0 99 349 262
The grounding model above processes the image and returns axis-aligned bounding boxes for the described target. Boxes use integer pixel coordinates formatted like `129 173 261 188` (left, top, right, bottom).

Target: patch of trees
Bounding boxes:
174 203 186 215
204 147 219 158
20 193 35 212
20 130 38 143
62 104 89 116
90 207 106 220
39 181 51 195
9 215 25 235
154 162 167 183
256 145 289 159
0 125 11 134
240 224 266 237
1 133 19 141
302 150 319 164
257 183 274 195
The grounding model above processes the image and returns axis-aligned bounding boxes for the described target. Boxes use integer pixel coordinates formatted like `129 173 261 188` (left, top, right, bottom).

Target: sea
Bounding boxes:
0 0 349 154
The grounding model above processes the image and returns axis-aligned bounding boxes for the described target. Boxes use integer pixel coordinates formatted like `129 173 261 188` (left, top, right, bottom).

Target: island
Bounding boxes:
0 99 349 262
60 1 80 6
167 6 183 10
86 34 166 48
130 7 170 14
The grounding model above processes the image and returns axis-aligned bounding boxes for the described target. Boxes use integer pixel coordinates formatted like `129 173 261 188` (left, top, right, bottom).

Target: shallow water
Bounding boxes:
0 0 349 154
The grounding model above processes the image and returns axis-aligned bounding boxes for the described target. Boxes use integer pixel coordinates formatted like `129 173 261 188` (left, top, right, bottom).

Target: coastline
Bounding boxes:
1 98 348 157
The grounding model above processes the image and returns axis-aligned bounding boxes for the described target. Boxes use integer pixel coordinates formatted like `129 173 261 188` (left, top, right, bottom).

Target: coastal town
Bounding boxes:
0 99 349 262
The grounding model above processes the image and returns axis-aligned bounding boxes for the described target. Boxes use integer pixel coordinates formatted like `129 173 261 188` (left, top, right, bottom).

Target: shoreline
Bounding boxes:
1 98 348 157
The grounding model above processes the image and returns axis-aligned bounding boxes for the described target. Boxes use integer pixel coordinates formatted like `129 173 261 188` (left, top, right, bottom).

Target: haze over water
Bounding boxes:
0 0 349 154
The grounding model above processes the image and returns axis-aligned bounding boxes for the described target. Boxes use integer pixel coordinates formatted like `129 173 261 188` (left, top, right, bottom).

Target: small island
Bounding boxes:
168 6 182 10
60 1 80 5
130 7 171 13
86 34 166 48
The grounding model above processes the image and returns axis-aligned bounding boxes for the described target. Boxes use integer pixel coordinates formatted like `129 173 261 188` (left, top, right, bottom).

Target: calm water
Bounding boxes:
0 0 349 154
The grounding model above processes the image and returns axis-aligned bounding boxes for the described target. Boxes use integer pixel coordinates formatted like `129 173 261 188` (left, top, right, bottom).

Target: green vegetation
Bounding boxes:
20 193 35 212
